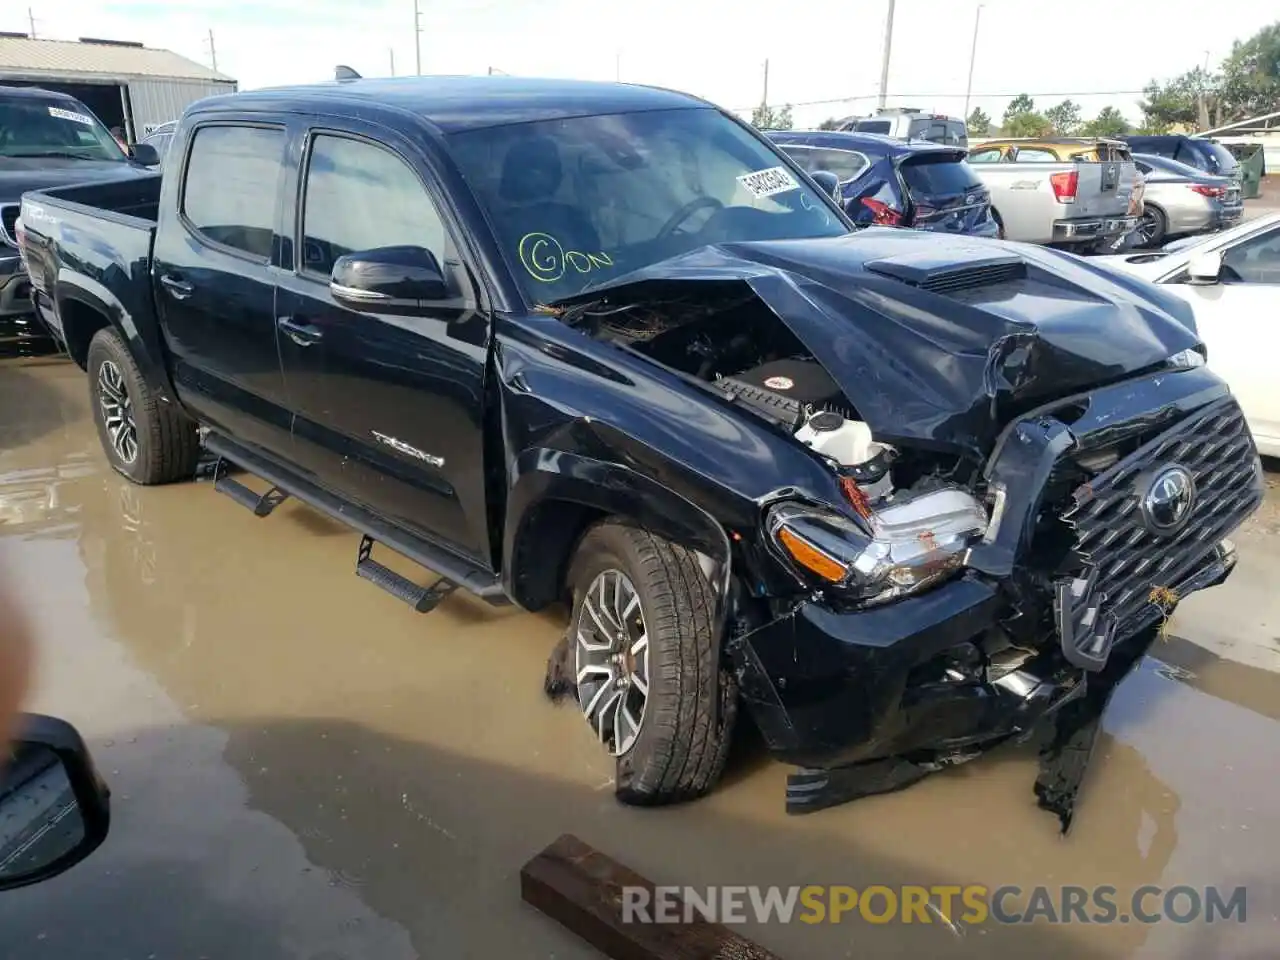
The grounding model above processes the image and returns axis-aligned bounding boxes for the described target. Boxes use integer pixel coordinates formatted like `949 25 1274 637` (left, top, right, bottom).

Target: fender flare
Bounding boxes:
55 272 177 401
503 447 733 635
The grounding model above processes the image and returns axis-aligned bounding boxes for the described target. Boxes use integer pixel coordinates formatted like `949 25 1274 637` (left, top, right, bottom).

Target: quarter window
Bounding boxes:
301 134 447 276
182 125 284 259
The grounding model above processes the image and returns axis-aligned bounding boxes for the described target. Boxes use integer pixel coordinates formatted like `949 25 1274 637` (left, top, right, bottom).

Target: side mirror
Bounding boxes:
1187 249 1223 285
809 170 842 203
0 714 110 892
330 245 449 314
130 142 160 167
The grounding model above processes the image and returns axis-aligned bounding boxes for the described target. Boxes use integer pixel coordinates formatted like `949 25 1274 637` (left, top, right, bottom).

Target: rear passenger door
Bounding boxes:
274 123 493 563
153 120 294 455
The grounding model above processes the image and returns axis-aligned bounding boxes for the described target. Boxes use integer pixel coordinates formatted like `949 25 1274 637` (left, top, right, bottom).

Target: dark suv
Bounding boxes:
1121 135 1240 181
769 130 998 236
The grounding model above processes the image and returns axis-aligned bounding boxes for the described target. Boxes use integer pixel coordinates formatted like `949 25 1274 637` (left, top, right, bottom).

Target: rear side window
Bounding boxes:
778 145 869 182
944 121 967 146
1013 148 1058 162
182 125 284 259
301 134 447 277
901 157 983 195
854 120 891 134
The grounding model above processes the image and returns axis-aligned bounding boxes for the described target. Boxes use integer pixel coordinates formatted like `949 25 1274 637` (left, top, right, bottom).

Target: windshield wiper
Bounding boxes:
1 150 110 161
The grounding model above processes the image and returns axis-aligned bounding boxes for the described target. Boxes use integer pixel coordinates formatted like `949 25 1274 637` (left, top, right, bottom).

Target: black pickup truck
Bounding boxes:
18 75 1263 825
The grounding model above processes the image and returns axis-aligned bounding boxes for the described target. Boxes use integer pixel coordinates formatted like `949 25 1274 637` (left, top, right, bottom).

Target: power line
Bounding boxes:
730 88 1149 113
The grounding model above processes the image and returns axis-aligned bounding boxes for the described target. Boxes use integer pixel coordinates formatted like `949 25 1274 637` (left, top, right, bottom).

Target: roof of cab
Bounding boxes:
191 75 711 133
0 83 81 101
767 129 962 157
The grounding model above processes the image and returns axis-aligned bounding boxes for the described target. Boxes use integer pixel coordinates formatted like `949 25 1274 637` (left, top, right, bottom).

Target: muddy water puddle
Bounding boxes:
1 359 1277 958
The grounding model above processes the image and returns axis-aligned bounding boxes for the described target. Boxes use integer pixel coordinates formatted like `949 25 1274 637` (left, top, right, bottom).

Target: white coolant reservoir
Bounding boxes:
796 411 885 465
796 411 894 500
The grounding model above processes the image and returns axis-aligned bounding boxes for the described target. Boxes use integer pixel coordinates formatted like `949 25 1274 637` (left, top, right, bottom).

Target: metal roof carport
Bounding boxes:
0 34 236 141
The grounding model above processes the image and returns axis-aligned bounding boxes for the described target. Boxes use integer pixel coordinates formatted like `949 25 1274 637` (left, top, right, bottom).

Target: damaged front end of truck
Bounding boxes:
545 232 1264 831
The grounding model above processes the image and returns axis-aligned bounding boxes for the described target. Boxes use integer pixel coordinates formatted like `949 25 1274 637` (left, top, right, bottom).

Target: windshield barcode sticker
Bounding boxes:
737 166 799 199
48 106 95 125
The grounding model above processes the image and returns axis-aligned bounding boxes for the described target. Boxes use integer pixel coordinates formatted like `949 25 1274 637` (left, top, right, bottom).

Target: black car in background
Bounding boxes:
768 130 998 237
1121 135 1240 181
0 84 158 322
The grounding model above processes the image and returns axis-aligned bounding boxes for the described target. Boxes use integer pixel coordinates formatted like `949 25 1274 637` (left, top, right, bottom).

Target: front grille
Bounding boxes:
0 204 18 247
1055 398 1261 669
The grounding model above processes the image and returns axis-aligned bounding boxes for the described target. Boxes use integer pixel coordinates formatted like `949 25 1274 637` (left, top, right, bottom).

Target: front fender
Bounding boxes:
503 447 732 629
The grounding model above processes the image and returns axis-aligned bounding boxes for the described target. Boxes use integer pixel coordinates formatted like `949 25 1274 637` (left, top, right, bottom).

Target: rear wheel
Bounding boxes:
1134 205 1167 248
86 327 200 485
566 521 737 805
991 208 1006 240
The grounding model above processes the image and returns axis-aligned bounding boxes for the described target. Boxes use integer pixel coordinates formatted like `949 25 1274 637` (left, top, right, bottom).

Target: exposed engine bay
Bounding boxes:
564 294 908 502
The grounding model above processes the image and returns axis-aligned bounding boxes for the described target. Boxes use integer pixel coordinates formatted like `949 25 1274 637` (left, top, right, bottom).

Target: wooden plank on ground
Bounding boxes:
520 833 784 960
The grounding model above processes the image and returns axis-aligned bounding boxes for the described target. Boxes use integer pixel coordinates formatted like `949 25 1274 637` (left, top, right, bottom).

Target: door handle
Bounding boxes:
159 274 194 299
278 316 323 346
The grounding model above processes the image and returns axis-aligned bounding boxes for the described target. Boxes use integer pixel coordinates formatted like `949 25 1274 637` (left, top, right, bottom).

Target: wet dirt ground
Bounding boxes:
1 357 1278 959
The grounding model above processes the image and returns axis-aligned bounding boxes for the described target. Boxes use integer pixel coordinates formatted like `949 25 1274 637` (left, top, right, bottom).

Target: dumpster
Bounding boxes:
1221 142 1265 199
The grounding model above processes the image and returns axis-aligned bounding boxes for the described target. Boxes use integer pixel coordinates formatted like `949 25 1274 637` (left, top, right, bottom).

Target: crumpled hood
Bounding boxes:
0 158 149 202
558 230 1202 457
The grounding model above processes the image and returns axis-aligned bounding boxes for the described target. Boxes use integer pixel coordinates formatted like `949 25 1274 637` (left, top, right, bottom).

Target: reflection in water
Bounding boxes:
0 744 84 880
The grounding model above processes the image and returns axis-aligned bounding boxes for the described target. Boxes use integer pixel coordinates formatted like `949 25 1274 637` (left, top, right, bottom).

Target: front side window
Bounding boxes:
1222 226 1280 284
777 145 869 182
301 134 446 277
0 97 126 162
448 107 846 303
182 125 284 259
967 147 1003 163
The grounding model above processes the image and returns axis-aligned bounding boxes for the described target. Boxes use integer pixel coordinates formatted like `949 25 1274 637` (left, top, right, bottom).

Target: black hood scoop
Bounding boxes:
865 250 1028 294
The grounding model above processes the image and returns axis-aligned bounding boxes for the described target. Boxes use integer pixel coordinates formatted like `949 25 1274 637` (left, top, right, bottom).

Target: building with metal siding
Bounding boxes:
0 34 235 141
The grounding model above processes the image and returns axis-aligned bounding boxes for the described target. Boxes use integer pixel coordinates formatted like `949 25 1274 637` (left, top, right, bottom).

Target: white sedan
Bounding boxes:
1095 211 1280 457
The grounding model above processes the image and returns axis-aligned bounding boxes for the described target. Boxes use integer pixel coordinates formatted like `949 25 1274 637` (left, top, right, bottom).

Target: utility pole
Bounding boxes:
207 28 217 72
963 4 983 120
615 49 621 82
413 0 422 75
389 47 395 77
877 0 895 109
761 58 769 109
28 7 37 39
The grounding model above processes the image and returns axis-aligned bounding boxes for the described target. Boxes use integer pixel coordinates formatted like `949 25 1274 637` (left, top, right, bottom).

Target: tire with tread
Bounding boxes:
566 520 737 805
1137 205 1167 249
86 327 200 485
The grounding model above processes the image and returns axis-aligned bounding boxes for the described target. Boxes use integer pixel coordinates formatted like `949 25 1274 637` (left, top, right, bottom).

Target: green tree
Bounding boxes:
1140 68 1214 131
1219 21 1280 120
1080 106 1131 138
817 117 843 131
752 103 794 130
1002 94 1051 137
966 107 991 136
1045 99 1082 136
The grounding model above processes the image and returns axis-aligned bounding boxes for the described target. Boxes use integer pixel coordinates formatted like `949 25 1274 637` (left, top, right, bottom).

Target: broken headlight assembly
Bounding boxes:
765 488 989 606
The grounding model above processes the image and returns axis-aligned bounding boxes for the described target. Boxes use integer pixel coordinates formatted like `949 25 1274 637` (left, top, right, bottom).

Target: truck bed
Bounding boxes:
19 175 162 358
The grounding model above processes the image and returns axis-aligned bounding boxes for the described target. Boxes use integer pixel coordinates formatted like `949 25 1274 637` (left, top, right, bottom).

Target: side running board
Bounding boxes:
201 432 509 611
211 457 289 517
356 535 457 613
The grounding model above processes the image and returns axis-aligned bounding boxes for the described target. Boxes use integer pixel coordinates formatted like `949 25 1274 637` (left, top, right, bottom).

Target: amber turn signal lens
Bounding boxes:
777 526 848 583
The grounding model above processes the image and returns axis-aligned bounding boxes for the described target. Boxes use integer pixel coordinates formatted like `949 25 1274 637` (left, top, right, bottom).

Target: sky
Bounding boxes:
6 0 1278 128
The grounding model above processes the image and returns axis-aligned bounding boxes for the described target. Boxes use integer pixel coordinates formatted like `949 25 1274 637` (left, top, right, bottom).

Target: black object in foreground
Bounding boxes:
0 714 111 891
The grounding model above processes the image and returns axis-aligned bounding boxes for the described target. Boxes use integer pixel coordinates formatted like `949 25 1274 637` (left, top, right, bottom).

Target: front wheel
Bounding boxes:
86 327 200 485
566 521 737 805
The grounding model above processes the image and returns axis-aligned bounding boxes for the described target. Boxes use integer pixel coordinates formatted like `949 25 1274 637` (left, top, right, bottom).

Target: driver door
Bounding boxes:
274 123 493 563
1177 222 1280 451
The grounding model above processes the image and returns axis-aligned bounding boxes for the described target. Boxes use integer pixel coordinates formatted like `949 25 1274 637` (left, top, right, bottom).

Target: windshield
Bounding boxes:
0 98 126 162
448 108 847 302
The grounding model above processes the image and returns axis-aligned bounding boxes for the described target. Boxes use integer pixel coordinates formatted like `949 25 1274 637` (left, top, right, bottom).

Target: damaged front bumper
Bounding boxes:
731 367 1263 830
